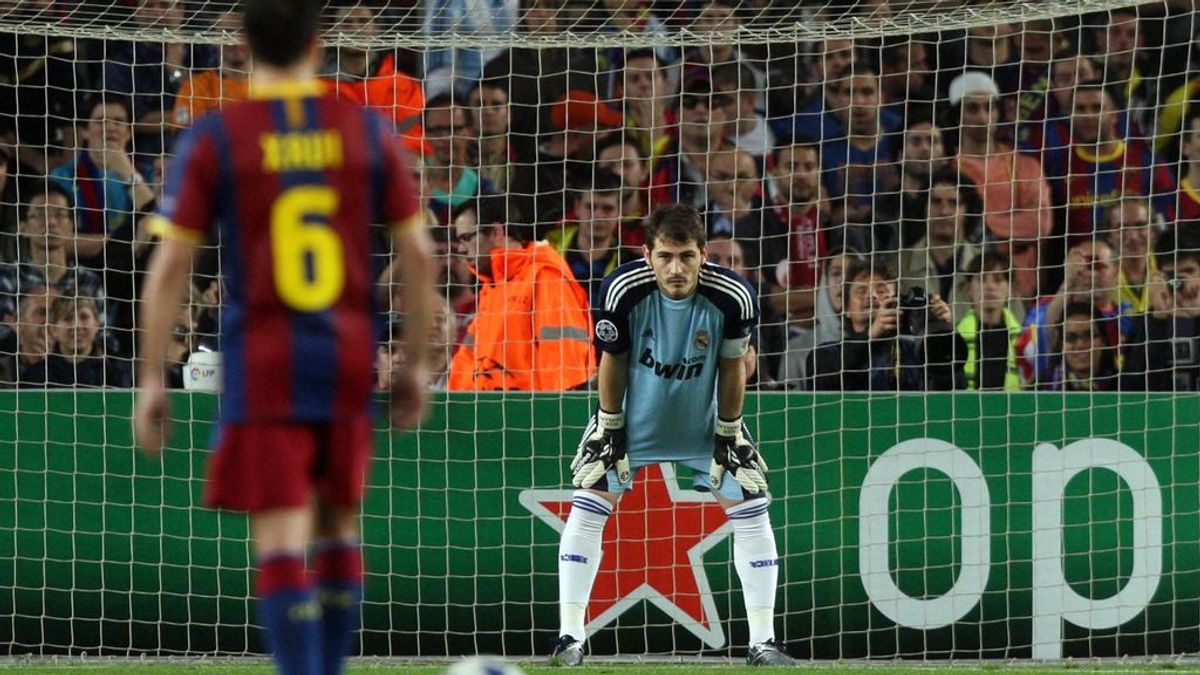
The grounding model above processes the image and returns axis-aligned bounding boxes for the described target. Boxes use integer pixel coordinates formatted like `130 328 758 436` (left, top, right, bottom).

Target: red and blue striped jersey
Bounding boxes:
154 80 421 423
1044 138 1176 240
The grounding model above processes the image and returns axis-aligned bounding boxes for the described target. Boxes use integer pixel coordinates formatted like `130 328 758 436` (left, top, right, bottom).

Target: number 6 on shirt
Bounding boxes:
270 185 343 312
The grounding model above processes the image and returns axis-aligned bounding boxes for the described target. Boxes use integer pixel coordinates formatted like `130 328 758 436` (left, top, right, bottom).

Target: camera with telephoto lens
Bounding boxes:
898 285 929 336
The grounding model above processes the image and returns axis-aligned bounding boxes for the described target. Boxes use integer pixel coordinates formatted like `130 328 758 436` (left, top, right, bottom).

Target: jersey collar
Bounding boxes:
249 78 325 100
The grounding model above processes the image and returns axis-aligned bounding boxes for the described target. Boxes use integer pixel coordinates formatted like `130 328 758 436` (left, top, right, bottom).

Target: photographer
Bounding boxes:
809 257 965 391
1120 228 1200 391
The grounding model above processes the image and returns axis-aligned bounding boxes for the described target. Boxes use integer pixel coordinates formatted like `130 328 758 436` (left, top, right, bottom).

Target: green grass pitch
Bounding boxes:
7 662 1200 674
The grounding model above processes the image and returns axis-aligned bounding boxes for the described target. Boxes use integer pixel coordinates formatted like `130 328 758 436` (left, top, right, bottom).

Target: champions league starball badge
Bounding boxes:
596 319 619 343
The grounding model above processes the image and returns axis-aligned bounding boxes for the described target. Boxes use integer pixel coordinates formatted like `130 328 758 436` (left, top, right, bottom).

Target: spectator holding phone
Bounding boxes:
1016 238 1133 383
1121 228 1200 390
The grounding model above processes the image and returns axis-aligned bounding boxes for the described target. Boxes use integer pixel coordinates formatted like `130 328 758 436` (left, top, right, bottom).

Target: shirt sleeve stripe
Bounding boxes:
390 212 424 234
147 215 204 245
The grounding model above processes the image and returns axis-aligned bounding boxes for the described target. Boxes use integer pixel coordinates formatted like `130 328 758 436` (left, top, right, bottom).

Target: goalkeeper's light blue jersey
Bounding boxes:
593 260 758 463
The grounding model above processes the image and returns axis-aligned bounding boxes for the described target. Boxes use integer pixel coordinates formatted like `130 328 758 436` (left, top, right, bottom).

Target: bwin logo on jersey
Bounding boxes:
638 348 705 380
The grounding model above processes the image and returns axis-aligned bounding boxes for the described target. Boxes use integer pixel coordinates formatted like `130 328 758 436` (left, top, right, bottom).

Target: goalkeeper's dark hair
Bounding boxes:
242 0 321 68
645 204 706 250
475 194 534 243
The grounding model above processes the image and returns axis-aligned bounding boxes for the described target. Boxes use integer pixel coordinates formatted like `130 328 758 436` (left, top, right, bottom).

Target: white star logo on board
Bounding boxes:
519 463 732 648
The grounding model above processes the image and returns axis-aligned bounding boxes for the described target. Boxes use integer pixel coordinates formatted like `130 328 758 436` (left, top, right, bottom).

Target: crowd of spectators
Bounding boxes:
5 0 1200 393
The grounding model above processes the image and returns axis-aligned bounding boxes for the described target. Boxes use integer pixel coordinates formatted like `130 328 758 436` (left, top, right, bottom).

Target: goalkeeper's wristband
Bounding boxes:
598 409 625 432
716 417 742 438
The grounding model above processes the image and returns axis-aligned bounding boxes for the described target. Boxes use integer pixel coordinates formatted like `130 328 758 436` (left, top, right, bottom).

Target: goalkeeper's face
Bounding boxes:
645 236 705 299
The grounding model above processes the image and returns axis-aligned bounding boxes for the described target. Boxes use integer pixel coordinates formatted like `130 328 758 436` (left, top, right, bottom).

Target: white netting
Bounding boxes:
2 0 1199 664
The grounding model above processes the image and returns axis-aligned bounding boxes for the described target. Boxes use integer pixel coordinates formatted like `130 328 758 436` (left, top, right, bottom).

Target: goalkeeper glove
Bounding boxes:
571 409 630 489
710 417 769 495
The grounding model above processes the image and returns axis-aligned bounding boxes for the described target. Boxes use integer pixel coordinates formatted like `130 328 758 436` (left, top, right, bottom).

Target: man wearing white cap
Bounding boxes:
950 71 1052 308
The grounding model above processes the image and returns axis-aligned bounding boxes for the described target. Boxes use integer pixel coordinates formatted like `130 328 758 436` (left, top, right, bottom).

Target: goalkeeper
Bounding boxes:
551 204 792 667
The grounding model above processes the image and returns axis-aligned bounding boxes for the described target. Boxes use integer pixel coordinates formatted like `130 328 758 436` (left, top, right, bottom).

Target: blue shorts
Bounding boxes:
596 457 766 502
573 416 767 501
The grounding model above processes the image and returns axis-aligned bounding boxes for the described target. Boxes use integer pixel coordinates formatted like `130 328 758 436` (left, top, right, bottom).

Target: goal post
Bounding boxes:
2 0 1198 663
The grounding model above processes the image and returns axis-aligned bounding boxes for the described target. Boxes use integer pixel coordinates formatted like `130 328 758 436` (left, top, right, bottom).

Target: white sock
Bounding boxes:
726 498 779 645
558 490 611 641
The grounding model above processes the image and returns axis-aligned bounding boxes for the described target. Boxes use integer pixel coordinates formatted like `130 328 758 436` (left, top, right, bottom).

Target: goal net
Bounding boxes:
2 0 1197 663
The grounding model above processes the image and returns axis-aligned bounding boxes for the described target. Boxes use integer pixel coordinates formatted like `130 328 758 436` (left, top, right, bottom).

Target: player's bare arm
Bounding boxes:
387 221 435 429
598 350 628 415
134 236 197 455
717 354 747 421
571 351 630 493
710 340 769 497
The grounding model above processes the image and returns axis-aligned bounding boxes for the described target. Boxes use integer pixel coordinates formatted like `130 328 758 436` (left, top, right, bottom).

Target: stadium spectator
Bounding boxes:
949 71 1052 306
171 11 250 128
1104 197 1159 314
899 169 983 324
160 281 201 389
775 245 861 388
1177 108 1200 221
1089 8 1154 136
1012 19 1058 103
704 148 760 238
1036 301 1119 391
773 38 859 144
324 5 425 145
1016 238 1132 383
805 63 902 240
22 294 130 387
0 283 55 387
809 256 964 391
706 234 785 389
597 0 677 94
447 196 595 390
0 146 14 262
1017 52 1100 157
892 116 948 248
878 35 935 121
423 94 494 226
1121 228 1200 390
648 74 733 210
594 135 650 233
545 170 636 310
1153 61 1200 158
0 20 86 175
766 142 831 322
0 185 107 329
956 252 1023 390
683 0 767 106
1044 81 1175 243
50 97 156 261
711 61 774 163
467 78 514 192
102 0 215 156
510 89 622 230
484 0 602 150
377 295 457 391
423 0 520 98
937 23 1023 98
617 48 676 164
